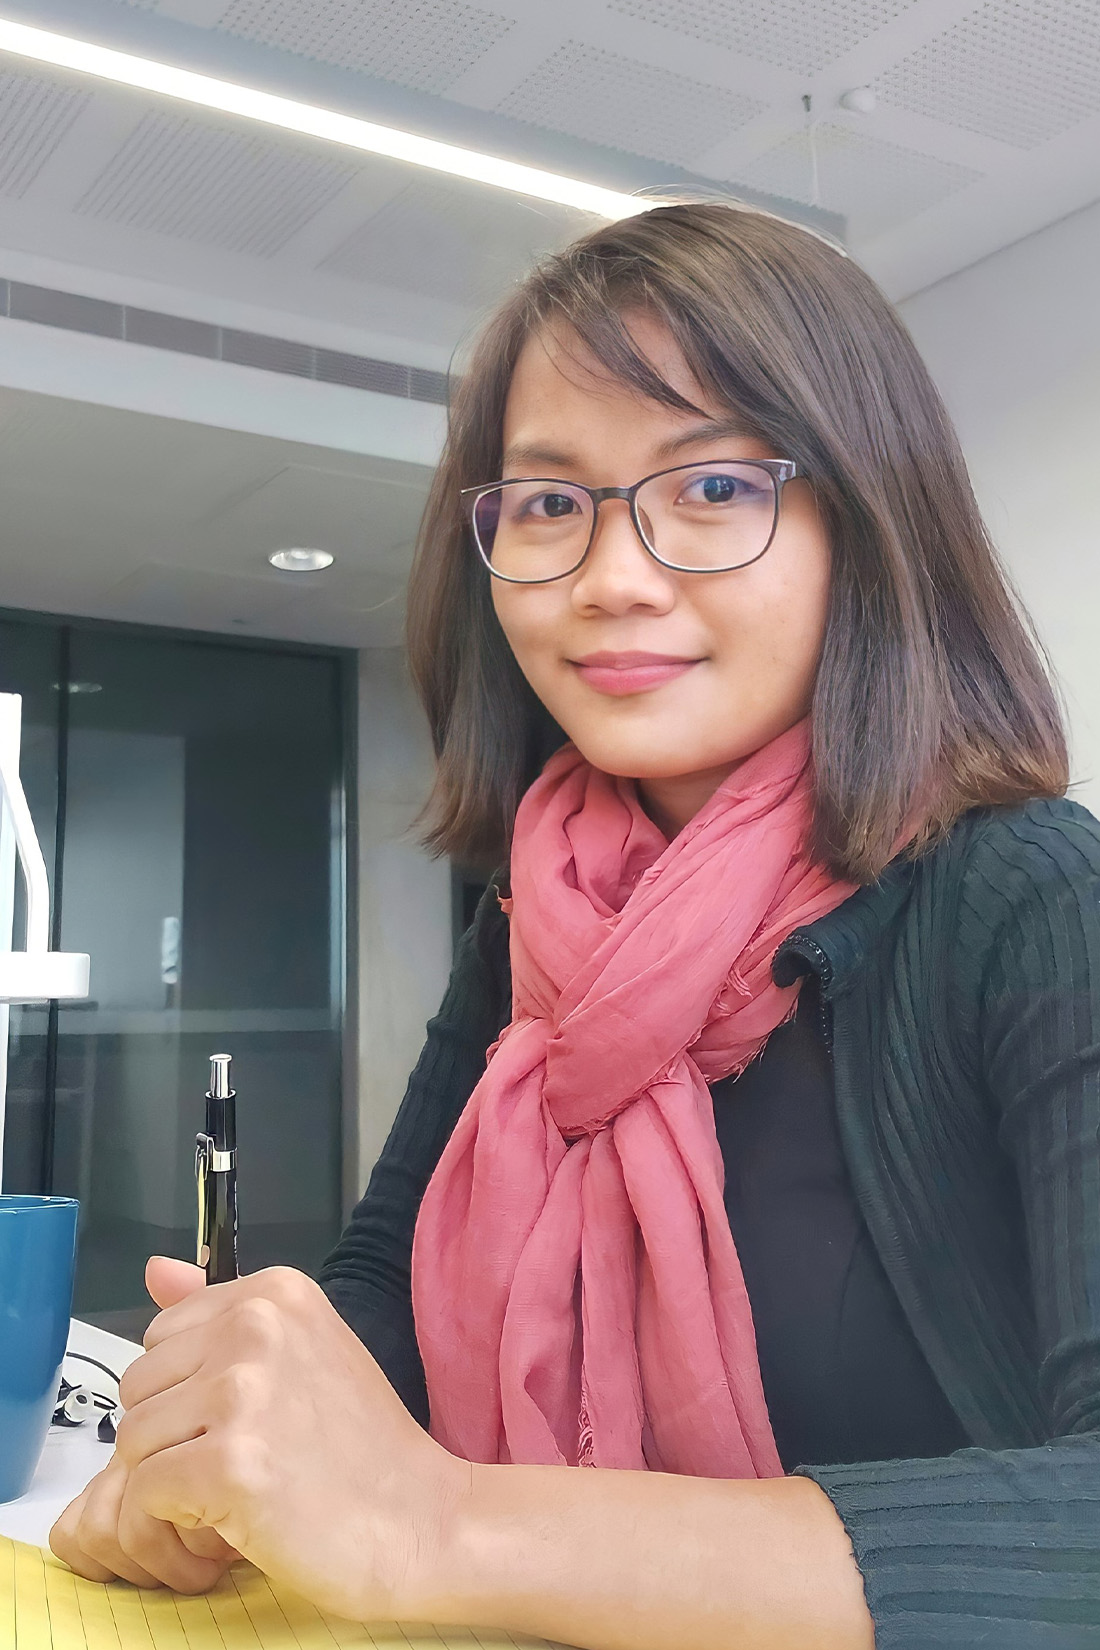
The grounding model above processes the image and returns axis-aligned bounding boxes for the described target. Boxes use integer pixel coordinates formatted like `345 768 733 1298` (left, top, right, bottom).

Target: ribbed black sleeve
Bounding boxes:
318 884 510 1426
798 804 1100 1645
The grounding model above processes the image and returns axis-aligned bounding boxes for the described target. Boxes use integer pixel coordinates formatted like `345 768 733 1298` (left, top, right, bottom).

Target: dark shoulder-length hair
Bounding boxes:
406 200 1067 884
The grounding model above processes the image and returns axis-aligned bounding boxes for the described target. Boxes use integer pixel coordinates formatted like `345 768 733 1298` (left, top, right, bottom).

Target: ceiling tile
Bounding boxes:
213 0 515 96
496 40 766 166
875 0 1100 148
319 174 590 308
604 0 919 75
0 67 92 199
72 109 359 257
733 123 983 238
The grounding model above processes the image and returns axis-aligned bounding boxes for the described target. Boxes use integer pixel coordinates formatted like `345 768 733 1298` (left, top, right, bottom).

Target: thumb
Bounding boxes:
145 1254 206 1310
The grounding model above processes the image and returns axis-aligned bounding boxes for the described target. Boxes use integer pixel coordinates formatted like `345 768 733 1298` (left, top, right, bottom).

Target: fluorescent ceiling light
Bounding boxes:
0 17 650 220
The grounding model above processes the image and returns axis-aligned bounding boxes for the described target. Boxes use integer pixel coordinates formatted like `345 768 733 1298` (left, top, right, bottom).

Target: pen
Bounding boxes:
195 1053 239 1284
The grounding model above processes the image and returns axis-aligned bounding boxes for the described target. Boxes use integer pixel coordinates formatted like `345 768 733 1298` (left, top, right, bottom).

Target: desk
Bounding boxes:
0 1319 142 1549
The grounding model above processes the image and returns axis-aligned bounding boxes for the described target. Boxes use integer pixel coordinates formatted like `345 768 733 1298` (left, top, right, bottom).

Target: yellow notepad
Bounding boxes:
0 1536 564 1650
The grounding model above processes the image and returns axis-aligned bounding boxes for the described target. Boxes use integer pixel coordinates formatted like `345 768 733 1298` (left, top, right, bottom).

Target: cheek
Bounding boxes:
491 587 564 688
718 548 828 657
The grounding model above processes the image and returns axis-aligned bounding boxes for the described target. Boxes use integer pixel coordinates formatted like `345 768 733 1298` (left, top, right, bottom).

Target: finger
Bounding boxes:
119 1327 207 1411
114 1374 209 1472
50 1486 117 1584
141 1263 310 1352
146 1255 206 1311
143 1277 243 1350
116 1495 232 1594
50 1469 164 1589
179 1524 241 1565
127 1436 245 1547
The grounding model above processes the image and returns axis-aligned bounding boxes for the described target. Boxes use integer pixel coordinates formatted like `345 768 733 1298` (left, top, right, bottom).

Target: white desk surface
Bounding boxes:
0 1319 143 1549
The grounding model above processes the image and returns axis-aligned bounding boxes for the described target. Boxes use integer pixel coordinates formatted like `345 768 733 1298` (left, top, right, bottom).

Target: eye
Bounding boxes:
680 471 751 506
527 491 579 519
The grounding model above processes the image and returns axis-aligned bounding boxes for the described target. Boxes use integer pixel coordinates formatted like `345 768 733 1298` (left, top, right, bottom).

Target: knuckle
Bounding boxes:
234 1293 283 1347
117 1363 143 1410
112 1412 142 1466
262 1266 312 1307
212 1359 263 1419
218 1433 269 1504
79 1506 122 1564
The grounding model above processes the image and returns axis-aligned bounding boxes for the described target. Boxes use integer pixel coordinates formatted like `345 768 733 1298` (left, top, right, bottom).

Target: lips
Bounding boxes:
571 651 701 696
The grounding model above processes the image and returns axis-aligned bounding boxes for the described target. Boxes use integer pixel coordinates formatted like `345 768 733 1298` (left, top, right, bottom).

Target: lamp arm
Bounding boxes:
0 697 50 954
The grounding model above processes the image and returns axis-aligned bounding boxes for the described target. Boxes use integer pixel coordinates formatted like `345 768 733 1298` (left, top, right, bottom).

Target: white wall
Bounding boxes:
356 646 452 1195
899 198 1100 816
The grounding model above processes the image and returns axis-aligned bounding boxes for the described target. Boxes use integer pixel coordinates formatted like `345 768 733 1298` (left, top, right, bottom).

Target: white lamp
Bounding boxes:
0 694 90 1003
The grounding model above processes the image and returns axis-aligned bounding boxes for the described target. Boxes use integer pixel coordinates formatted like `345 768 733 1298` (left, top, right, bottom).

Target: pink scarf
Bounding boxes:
412 719 854 1477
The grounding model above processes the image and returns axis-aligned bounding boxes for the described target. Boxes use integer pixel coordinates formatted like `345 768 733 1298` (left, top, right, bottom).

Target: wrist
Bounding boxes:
408 1458 520 1630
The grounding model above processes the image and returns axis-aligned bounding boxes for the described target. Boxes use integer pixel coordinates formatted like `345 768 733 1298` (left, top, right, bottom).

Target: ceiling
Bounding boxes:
0 0 1098 646
0 381 429 645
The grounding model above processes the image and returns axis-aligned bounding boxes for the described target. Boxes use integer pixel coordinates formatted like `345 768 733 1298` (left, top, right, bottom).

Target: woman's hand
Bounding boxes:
50 1258 239 1590
110 1264 471 1624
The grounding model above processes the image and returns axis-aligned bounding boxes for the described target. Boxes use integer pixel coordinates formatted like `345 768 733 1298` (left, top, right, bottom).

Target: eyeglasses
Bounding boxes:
461 459 802 584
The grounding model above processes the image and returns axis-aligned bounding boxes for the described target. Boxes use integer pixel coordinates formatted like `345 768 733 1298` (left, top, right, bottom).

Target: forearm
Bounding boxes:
421 1463 874 1650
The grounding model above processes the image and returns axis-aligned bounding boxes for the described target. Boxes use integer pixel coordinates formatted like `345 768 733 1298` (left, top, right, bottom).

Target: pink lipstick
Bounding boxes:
572 651 701 696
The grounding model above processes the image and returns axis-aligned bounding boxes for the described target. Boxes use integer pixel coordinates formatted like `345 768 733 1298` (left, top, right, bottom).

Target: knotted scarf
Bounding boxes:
411 718 853 1476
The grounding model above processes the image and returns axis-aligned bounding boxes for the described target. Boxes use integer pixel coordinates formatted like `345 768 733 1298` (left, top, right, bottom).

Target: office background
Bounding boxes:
1 0 1099 1332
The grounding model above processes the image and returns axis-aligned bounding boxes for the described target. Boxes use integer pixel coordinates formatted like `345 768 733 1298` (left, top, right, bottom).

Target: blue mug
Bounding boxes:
0 1195 79 1503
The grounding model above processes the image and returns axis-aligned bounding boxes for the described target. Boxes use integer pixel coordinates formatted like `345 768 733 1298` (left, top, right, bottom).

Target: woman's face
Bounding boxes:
491 313 832 837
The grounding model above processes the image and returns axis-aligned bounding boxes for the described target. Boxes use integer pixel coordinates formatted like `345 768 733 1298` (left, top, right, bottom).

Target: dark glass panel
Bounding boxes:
49 630 345 1335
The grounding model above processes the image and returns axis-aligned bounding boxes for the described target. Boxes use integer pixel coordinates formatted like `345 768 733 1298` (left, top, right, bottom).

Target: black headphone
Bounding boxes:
53 1352 123 1444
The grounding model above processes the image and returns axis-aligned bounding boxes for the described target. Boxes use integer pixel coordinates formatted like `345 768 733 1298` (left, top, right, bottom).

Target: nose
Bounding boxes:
569 496 676 615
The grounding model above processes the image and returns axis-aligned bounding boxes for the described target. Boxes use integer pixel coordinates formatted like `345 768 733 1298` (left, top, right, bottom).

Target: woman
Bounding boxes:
53 203 1100 1647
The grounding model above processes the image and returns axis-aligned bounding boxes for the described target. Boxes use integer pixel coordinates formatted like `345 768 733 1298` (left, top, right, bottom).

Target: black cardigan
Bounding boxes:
320 797 1100 1645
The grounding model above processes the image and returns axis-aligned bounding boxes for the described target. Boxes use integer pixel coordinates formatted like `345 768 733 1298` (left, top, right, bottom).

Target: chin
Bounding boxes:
566 732 720 782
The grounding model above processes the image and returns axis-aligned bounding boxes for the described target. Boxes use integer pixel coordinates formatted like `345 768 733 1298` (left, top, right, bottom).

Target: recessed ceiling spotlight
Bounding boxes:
839 87 877 115
269 548 335 573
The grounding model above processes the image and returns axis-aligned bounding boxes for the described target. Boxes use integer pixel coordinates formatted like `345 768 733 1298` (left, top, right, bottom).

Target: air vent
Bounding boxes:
0 279 449 406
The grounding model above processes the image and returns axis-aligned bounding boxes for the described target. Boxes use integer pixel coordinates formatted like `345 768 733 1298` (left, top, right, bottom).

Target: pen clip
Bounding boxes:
195 1132 212 1268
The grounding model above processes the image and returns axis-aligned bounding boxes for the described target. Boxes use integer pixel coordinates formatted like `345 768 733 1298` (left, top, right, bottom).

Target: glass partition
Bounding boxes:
0 613 350 1338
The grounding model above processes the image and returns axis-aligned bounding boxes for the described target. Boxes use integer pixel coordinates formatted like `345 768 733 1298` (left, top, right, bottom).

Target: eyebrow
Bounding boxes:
501 419 759 475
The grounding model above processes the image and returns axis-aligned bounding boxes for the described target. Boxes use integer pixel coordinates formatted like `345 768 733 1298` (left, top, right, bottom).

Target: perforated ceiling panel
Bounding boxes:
734 124 982 239
875 0 1100 148
74 110 358 257
0 68 91 198
497 42 765 166
320 174 587 308
214 0 514 96
604 0 918 74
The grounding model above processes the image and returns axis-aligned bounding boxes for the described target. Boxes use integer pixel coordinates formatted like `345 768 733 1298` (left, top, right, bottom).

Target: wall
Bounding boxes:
355 646 452 1195
899 198 1100 815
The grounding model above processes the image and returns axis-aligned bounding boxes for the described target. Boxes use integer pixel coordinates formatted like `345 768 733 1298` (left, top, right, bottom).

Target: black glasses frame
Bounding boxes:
461 458 803 584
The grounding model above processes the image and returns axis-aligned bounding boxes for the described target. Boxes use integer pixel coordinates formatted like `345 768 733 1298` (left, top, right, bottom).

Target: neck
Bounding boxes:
636 765 739 839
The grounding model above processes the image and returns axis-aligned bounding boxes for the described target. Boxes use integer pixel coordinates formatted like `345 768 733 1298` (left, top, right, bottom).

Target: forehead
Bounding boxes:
500 315 773 471
504 314 708 429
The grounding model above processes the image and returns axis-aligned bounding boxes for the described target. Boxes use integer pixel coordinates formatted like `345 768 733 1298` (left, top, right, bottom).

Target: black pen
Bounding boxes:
195 1053 239 1284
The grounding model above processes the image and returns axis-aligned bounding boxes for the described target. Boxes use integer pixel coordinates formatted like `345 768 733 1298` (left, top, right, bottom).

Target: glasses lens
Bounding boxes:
636 462 779 570
472 481 592 581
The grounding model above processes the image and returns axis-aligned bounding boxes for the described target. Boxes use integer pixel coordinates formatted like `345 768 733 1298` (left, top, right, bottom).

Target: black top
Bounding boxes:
716 982 967 1470
321 798 1100 1646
